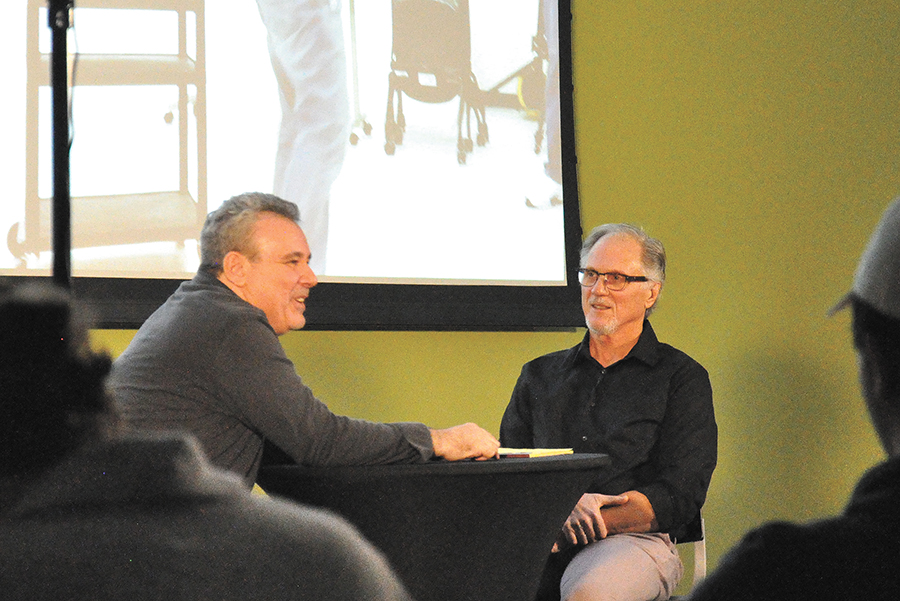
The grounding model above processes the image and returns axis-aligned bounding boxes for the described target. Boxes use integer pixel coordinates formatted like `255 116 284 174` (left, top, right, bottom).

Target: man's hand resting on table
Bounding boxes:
429 423 500 461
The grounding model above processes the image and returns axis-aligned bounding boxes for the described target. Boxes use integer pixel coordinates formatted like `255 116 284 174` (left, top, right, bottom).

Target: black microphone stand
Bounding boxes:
48 0 73 289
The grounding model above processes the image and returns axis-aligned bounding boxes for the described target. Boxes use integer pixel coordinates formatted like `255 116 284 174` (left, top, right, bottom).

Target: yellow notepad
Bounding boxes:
498 447 574 458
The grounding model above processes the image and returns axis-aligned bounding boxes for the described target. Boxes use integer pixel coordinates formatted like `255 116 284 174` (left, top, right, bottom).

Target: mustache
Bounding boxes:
586 297 612 308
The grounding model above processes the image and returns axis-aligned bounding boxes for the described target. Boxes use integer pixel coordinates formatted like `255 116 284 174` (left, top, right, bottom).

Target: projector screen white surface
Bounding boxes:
1 0 569 285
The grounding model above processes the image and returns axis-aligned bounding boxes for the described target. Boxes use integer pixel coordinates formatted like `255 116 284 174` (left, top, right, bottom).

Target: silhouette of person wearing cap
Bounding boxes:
684 198 900 600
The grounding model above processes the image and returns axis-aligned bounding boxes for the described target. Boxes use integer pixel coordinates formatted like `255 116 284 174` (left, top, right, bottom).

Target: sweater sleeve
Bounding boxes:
211 318 433 467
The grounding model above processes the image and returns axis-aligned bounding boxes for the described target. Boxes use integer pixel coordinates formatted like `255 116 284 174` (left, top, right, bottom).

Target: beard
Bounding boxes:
586 315 619 337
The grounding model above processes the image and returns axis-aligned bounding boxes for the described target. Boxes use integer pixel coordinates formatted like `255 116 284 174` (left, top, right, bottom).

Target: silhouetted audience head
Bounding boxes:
831 198 900 457
0 283 117 480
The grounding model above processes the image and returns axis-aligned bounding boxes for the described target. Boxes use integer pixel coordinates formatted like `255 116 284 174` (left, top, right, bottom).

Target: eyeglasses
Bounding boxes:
577 269 649 290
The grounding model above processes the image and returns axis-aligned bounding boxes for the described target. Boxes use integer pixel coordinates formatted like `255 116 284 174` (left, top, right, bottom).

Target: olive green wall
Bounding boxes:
91 0 900 589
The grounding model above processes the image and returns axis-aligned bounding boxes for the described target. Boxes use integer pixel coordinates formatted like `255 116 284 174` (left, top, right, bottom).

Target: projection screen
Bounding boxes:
0 0 584 329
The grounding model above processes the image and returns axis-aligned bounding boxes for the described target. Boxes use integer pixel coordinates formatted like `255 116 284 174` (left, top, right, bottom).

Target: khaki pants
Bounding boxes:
562 533 683 601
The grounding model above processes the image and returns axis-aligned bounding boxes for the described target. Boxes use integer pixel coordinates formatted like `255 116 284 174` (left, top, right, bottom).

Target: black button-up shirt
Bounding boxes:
500 321 717 537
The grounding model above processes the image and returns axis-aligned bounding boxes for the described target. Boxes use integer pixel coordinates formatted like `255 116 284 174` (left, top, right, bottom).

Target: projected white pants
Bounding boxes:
255 0 349 274
544 0 561 185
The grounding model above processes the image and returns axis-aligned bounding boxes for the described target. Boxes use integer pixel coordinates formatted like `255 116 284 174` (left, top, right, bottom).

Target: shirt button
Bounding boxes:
581 435 588 442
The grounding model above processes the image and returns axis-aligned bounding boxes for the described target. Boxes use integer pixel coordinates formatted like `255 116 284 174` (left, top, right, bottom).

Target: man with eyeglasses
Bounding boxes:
501 223 717 601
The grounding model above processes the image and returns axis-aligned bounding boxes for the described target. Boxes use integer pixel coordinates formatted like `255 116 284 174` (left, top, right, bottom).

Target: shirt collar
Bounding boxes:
193 269 228 289
572 320 662 368
846 455 900 518
190 270 274 333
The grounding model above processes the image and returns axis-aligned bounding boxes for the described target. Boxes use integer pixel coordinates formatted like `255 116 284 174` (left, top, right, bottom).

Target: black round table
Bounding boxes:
258 453 609 601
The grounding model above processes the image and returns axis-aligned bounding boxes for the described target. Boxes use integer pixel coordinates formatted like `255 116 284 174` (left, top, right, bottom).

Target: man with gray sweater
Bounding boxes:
109 192 499 486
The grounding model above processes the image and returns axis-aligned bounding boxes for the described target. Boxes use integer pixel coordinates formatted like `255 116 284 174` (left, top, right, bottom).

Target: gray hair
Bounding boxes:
581 223 667 316
199 192 300 275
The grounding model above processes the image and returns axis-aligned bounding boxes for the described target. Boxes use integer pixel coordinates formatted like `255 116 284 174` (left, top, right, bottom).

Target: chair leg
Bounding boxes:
693 519 707 584
384 74 404 155
456 98 469 164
